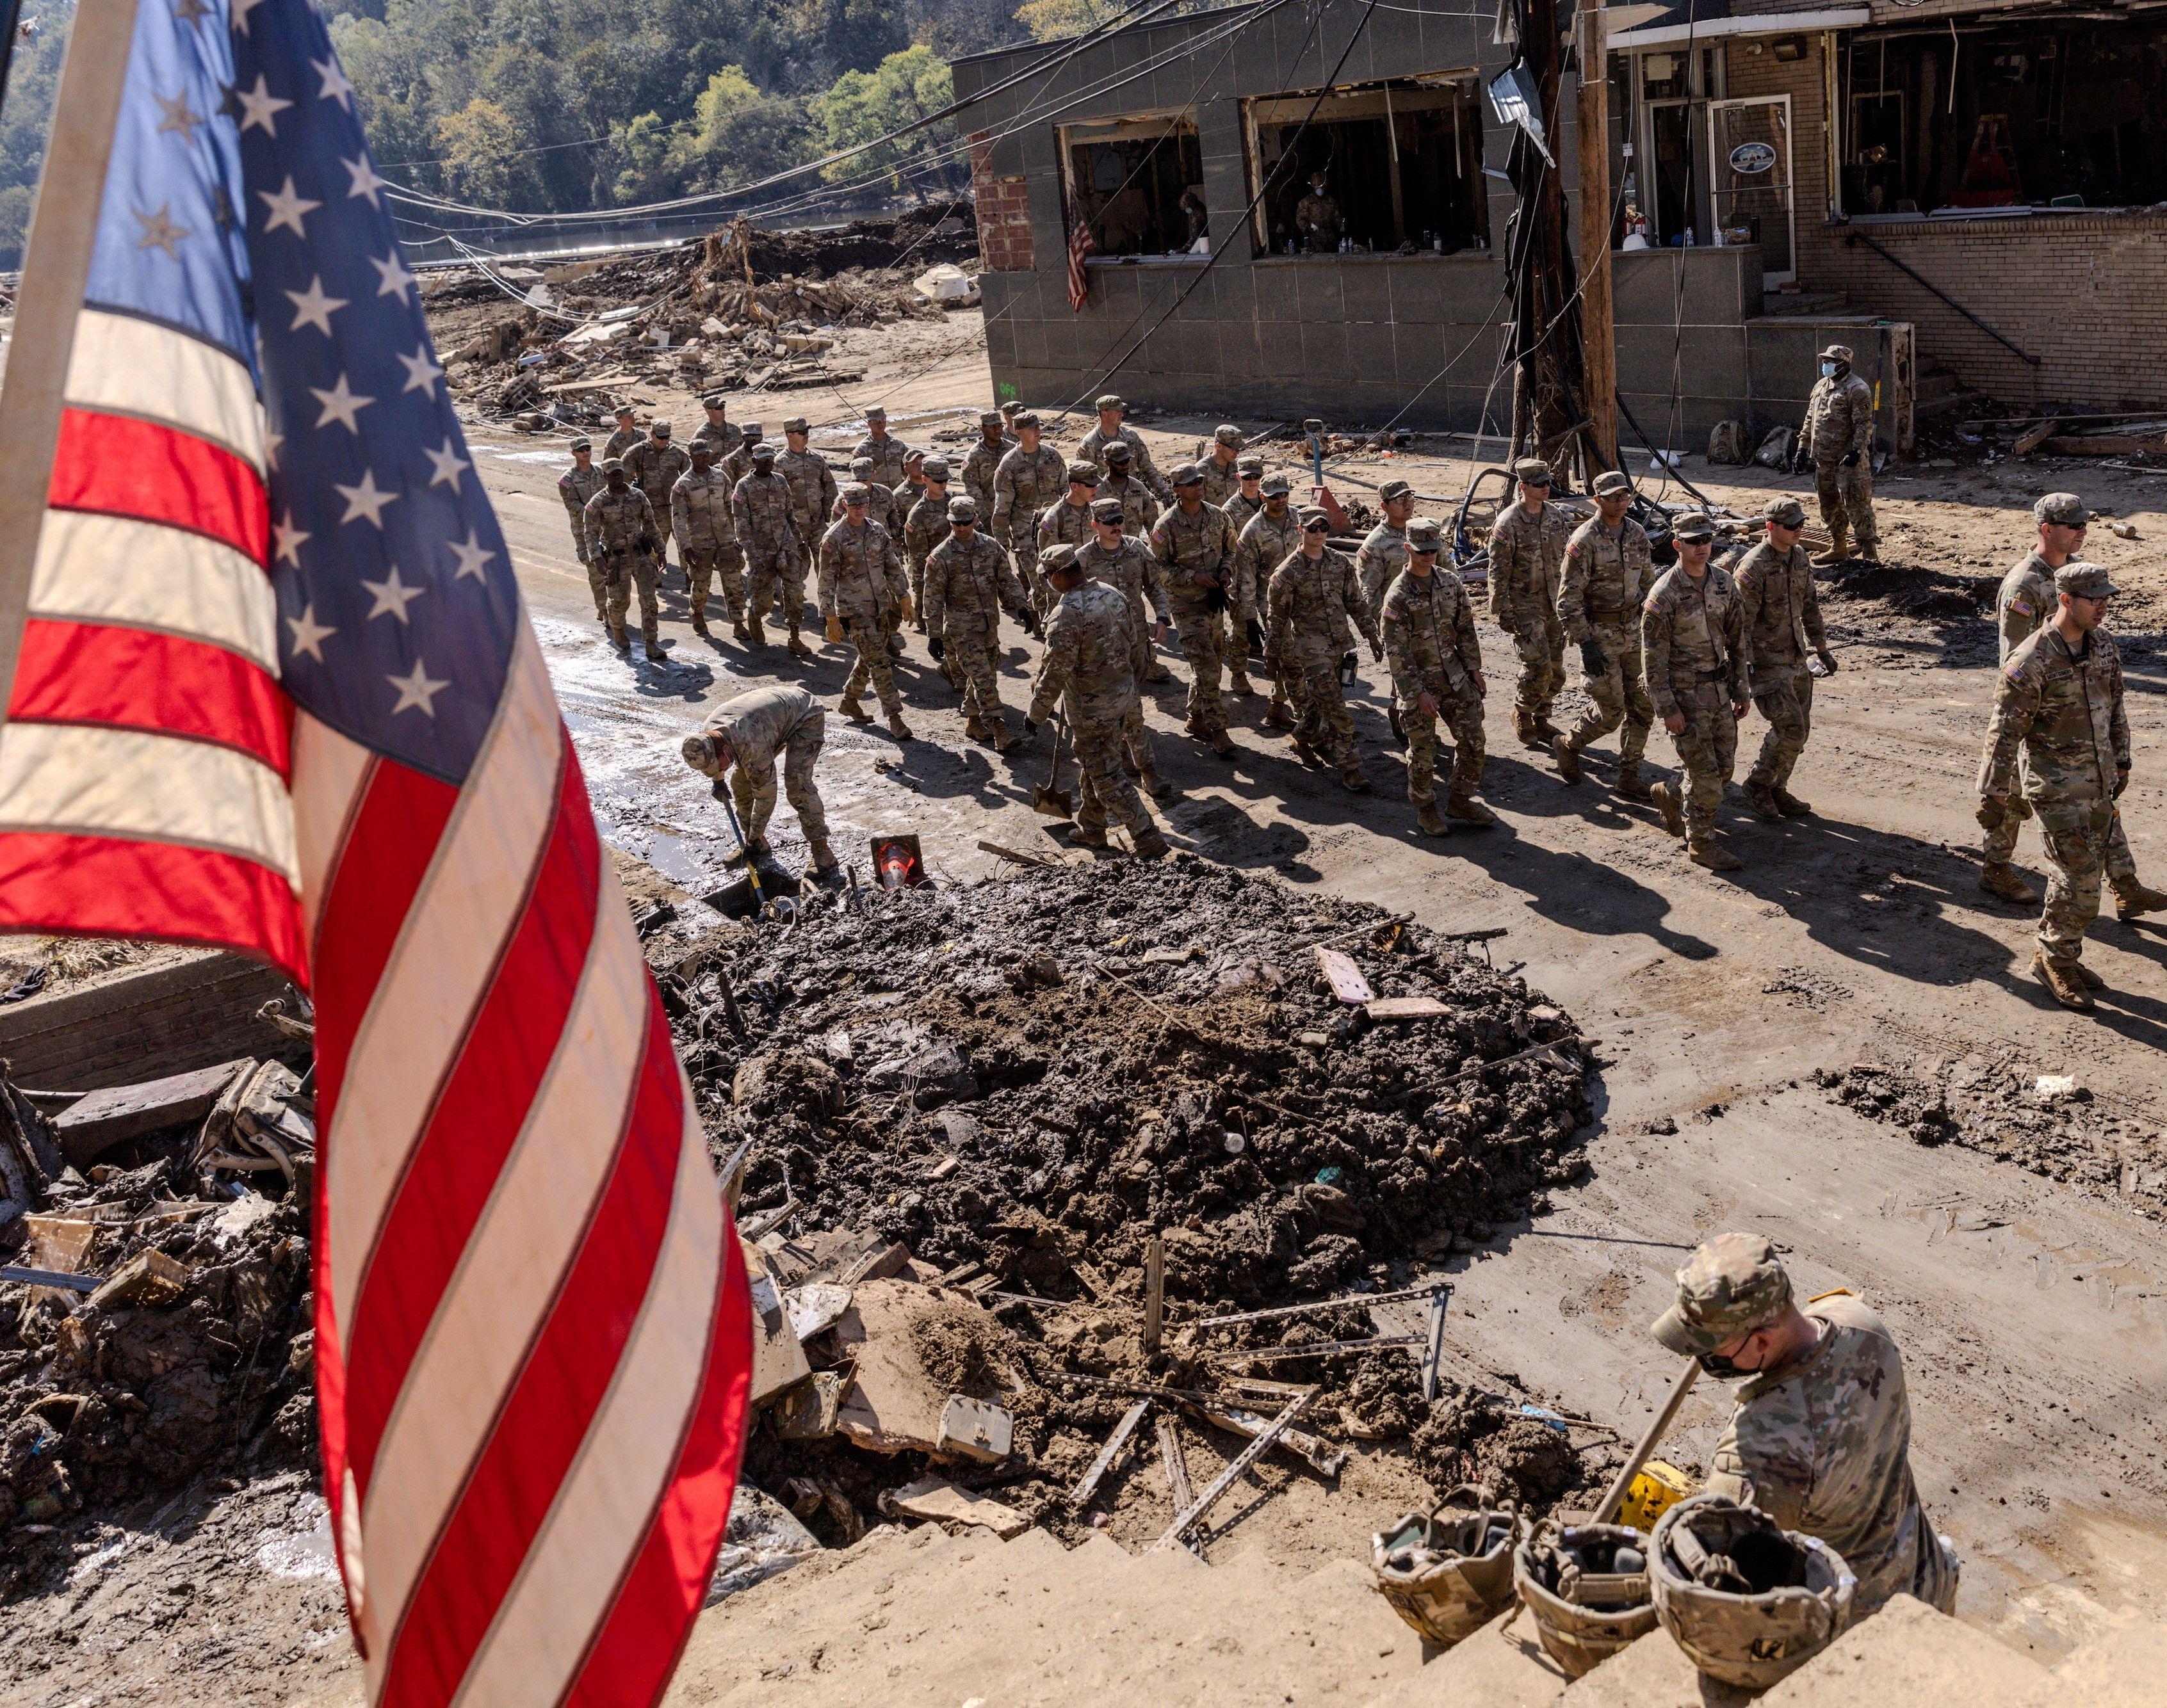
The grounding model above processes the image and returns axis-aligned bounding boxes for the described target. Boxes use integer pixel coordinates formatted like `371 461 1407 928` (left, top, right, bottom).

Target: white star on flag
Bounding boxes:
258 175 320 236
272 510 310 566
424 439 470 490
334 468 397 527
285 604 335 661
387 657 449 716
370 250 416 302
284 274 346 335
396 344 443 396
228 0 266 33
234 72 291 135
309 372 373 432
362 566 426 623
341 154 387 206
448 530 496 579
312 54 353 109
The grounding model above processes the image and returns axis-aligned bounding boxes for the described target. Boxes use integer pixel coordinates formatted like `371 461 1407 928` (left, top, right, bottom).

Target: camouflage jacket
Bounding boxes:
992 444 1069 547
774 447 838 538
558 463 606 549
1079 423 1171 501
1030 579 1139 727
834 478 904 539
1488 500 1573 632
1101 474 1159 537
603 426 641 462
1804 371 1874 463
1078 535 1168 656
1559 515 1653 643
1381 568 1481 706
903 494 953 576
1221 489 1265 535
1149 500 1237 609
694 419 743 460
924 533 1027 641
961 433 1017 512
1980 625 2129 807
853 433 911 492
1234 508 1303 627
816 517 904 622
1196 454 1245 510
1267 545 1368 659
583 486 660 560
1735 538 1827 683
1995 550 2056 664
732 470 804 557
670 467 735 551
622 439 690 513
1708 1294 1952 1617
690 685 820 783
1641 563 1746 714
723 440 761 487
1355 522 1408 645
1037 498 1097 556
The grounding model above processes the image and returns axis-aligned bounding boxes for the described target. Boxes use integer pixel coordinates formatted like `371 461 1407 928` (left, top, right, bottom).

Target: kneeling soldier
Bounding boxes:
680 684 837 878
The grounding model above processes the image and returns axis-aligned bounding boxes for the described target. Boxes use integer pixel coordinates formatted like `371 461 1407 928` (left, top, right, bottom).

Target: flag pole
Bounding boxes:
0 0 138 735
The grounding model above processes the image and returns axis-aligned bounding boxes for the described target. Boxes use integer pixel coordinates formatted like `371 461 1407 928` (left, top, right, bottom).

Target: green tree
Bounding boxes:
669 65 816 191
435 96 539 206
812 45 961 198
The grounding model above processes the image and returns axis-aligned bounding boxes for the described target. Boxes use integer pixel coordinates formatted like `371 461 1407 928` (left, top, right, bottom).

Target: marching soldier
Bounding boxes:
993 410 1068 600
723 421 764 488
1196 425 1246 508
1488 458 1573 747
1642 512 1749 870
817 484 912 741
961 409 1017 513
1356 478 1415 649
854 404 911 493
557 435 608 625
775 415 840 588
1801 342 1878 565
1222 455 1267 532
837 454 904 540
897 447 930 532
1553 470 1655 802
671 440 747 642
1100 442 1160 536
1027 547 1171 857
1150 462 1242 756
902 456 957 633
693 392 742 460
1267 506 1375 791
923 495 1033 752
1381 518 1490 837
1736 495 1835 820
731 439 811 657
583 458 665 662
1080 393 1173 503
603 404 641 462
1235 472 1305 730
1979 563 2132 1011
1035 461 1102 619
623 418 690 569
680 684 838 879
1080 499 1174 800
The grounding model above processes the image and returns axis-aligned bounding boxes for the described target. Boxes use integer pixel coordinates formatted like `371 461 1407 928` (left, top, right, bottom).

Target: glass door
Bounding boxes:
1708 94 1794 285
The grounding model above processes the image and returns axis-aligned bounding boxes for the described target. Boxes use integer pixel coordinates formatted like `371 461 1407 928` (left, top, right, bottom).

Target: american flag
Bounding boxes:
0 0 751 1700
1067 216 1094 312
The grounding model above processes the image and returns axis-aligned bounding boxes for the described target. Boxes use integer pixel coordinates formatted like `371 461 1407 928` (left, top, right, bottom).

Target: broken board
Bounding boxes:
1313 947 1375 1004
744 1241 812 1405
884 1476 1032 1539
832 1277 1017 1458
1366 996 1450 1021
53 1058 252 1168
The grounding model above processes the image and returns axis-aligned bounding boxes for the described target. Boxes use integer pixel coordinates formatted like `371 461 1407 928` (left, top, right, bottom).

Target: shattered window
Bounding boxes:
1062 117 1206 259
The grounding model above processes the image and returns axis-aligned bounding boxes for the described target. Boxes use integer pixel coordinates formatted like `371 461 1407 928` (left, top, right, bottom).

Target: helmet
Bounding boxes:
1370 1487 1523 1647
1513 1520 1658 1679
1650 1495 1855 1689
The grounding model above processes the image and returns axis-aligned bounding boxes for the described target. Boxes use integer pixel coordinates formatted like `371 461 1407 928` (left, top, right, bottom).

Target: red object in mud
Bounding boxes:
873 834 930 889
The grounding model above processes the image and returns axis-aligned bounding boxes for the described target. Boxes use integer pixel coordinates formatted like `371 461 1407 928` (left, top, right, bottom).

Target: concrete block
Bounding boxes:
1340 266 1394 324
1755 1596 2049 1708
1380 1606 1572 1708
1295 265 1345 323
1561 1630 1754 1708
1301 319 1350 376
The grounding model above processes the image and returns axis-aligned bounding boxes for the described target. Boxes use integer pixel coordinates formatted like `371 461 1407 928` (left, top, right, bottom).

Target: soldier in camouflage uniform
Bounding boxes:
1034 461 1101 624
722 421 763 488
836 454 904 540
1196 424 1246 509
1980 563 2132 1011
1222 455 1266 533
1735 495 1835 820
1356 479 1415 649
962 410 1016 513
853 405 911 494
731 440 812 657
680 683 837 877
1382 519 1491 837
903 456 957 634
1151 462 1243 755
1082 500 1173 800
557 435 608 625
1269 507 1375 791
1027 547 1170 856
1100 441 1160 537
694 393 742 461
1236 473 1306 731
1295 171 1342 252
603 405 641 463
1652 1232 1958 1618
1800 342 1878 565
897 448 929 544
925 495 1032 752
622 419 690 569
993 411 1069 609
671 440 746 642
1554 471 1655 802
1488 458 1574 746
774 415 840 620
817 485 912 740
1643 511 1749 870
1079 393 1173 503
583 458 665 661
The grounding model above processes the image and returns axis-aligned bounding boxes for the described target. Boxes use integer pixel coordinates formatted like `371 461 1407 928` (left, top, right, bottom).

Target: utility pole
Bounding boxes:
1506 0 1589 475
1575 3 1619 471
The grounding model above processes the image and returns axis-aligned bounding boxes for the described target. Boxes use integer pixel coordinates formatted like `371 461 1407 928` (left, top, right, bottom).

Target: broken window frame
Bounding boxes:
1059 113 1208 262
1240 72 1492 259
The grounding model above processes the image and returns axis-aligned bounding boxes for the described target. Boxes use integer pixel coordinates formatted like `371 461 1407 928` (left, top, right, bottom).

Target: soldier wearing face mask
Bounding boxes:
1650 1233 1959 1619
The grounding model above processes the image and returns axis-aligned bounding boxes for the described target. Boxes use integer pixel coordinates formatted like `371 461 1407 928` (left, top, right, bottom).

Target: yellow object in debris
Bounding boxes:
1615 1458 1696 1533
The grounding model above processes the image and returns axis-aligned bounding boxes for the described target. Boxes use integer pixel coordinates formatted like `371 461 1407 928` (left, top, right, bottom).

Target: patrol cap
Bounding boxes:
1000 399 1023 417
751 440 777 458
1066 459 1102 485
1652 1232 1792 1355
615 405 637 419
864 405 887 421
1104 440 1133 463
782 415 809 433
946 495 979 522
1171 461 1204 486
850 456 875 474
1820 343 1853 363
2056 561 2118 599
1513 458 1553 486
1012 410 1041 429
1237 455 1265 476
1591 470 1632 497
1089 497 1125 522
980 410 1005 429
1040 544 1081 572
680 733 717 771
742 421 763 440
841 482 872 504
1379 478 1413 504
568 435 592 451
602 456 627 474
650 418 673 437
688 438 715 458
702 393 727 410
921 455 951 480
1260 472 1294 497
1762 495 1807 528
2035 492 2088 528
1214 424 1244 448
1670 511 1717 543
1407 519 1443 552
902 446 925 464
1299 505 1331 530
1094 393 1124 411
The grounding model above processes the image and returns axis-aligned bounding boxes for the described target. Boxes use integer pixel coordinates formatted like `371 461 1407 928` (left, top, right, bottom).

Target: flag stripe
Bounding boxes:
31 510 279 671
13 618 292 775
373 999 685 1704
0 828 306 978
68 305 268 473
289 713 377 948
50 405 270 564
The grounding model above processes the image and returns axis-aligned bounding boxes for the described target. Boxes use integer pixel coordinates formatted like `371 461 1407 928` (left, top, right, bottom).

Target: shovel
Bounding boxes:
1032 713 1074 819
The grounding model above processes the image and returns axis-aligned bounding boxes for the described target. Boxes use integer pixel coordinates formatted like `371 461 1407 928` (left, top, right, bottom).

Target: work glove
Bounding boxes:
929 636 945 662
1368 640 1384 665
824 613 845 644
1579 637 1609 677
1840 450 1860 468
1976 797 2007 832
900 594 916 622
1246 618 1267 657
1340 649 1359 684
1205 585 1228 615
710 779 729 802
1815 648 1838 675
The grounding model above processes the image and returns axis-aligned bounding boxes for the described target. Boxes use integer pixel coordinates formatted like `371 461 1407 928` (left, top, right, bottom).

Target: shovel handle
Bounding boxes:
1590 1358 1700 1527
717 789 765 906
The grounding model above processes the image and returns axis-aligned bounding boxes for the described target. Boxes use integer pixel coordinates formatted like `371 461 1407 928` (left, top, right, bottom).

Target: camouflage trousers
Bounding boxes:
1507 618 1566 721
681 545 744 624
1074 715 1153 835
946 631 1005 724
1667 680 1738 844
1171 597 1226 734
1568 626 1652 767
731 713 830 846
840 615 902 716
747 548 809 634
600 553 659 643
581 554 608 621
1814 459 1878 554
1404 688 1484 805
642 506 676 565
1748 668 1814 790
2037 800 2114 960
1284 639 1356 766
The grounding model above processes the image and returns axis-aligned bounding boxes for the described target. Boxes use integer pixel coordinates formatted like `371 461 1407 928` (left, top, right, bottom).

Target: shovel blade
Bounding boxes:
1033 786 1074 818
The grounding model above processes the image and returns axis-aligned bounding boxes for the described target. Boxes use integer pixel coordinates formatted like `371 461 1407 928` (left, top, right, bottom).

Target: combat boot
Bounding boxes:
1552 734 1583 785
1228 670 1256 696
2033 949 2095 1012
692 611 710 637
1812 529 1848 569
786 628 813 659
2072 959 2107 990
1616 763 1653 802
887 711 914 742
733 619 753 647
1208 727 1236 759
1858 540 1880 565
724 837 771 869
608 624 630 653
1446 792 1495 827
1744 778 1784 821
993 720 1025 756
2113 878 2167 921
964 715 991 743
1650 780 1685 839
1141 768 1176 800
1290 734 1317 765
887 631 907 657
1066 823 1110 850
1773 786 1814 817
808 837 839 878
1415 800 1450 838
1264 700 1295 731
1532 713 1564 746
743 615 767 649
644 638 665 662
1978 861 2040 905
1130 826 1171 858
1514 707 1542 748
1339 762 1370 793
1688 839 1743 872
840 695 870 723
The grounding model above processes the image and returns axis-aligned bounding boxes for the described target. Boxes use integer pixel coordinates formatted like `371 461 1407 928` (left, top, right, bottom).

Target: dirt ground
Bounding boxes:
9 303 2167 1705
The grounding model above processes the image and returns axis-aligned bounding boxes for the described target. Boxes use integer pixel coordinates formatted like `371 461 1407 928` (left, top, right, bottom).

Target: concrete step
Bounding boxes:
2024 1611 2167 1707
1761 290 1851 318
1370 1606 1574 1707
1755 1595 2051 1708
1551 1630 1753 1708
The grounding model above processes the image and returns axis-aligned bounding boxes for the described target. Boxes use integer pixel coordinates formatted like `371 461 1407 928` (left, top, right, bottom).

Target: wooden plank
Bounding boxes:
2012 419 2060 455
1366 995 1450 1021
2042 434 2167 457
51 1058 253 1168
886 1476 1032 1539
1068 1398 1151 1509
1198 1401 1349 1479
1575 2 1618 469
1312 946 1374 1004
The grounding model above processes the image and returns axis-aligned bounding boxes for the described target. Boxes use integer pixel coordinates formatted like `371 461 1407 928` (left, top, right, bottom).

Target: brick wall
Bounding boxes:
968 131 1034 273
